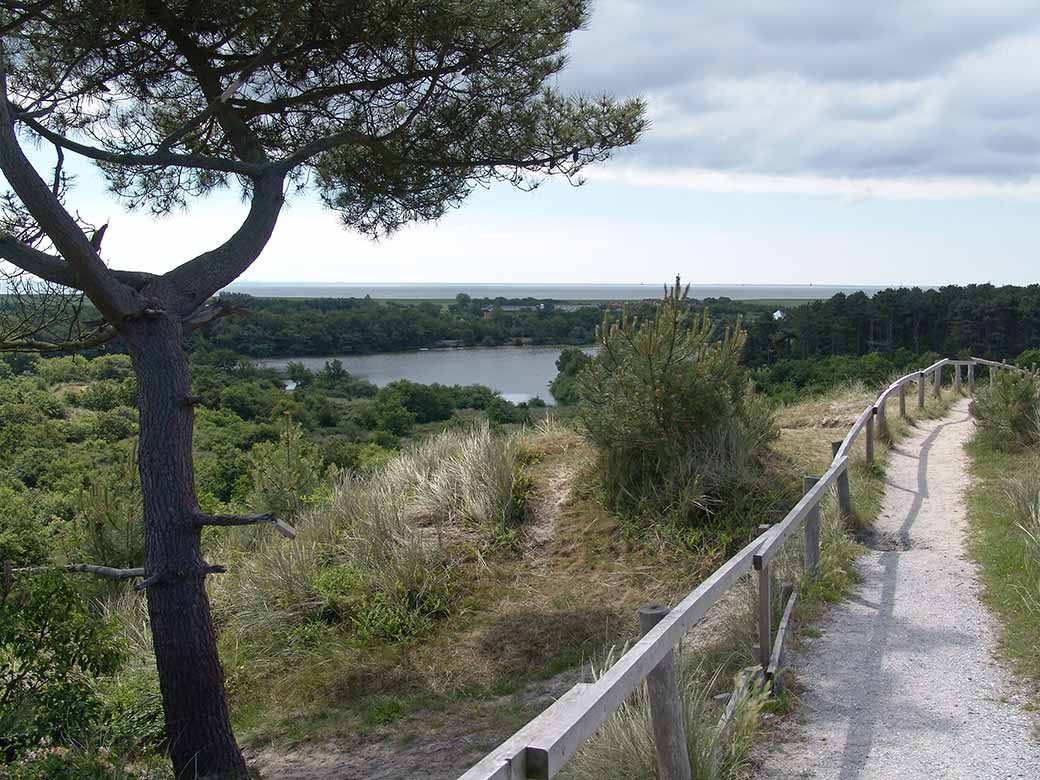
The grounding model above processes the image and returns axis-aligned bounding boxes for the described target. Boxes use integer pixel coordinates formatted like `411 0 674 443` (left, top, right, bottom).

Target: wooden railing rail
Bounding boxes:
456 355 1019 780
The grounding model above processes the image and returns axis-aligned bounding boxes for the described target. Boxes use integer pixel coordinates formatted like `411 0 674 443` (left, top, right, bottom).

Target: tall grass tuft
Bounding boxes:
1005 470 1040 617
560 650 766 780
970 370 1040 451
207 422 525 654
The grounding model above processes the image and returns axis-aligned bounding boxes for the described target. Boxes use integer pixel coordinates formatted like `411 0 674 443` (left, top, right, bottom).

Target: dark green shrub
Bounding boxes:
1015 349 1040 371
311 563 455 644
550 347 592 404
285 361 313 386
381 380 454 423
74 447 144 570
0 488 55 566
372 396 416 435
91 409 138 443
0 575 124 758
98 669 166 755
578 279 778 527
970 371 1040 451
247 418 330 517
486 397 528 425
77 382 124 412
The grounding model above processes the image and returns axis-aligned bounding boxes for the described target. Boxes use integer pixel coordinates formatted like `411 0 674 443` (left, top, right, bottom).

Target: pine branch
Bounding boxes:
194 511 296 539
12 563 145 579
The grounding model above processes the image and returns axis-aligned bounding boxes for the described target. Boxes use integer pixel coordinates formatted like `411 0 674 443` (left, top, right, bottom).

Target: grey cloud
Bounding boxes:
558 1 1040 181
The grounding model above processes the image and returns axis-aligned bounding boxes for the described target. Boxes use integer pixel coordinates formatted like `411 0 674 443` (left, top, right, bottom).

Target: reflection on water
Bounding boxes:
259 345 598 405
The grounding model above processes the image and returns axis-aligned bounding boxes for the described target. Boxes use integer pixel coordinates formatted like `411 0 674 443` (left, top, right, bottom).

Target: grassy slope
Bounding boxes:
965 440 1040 688
234 383 957 777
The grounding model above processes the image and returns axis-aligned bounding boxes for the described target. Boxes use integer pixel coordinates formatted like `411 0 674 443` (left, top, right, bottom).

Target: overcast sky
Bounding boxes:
51 1 1040 286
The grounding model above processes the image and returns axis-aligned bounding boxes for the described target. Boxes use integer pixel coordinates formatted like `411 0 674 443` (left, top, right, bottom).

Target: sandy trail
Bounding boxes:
760 398 1039 779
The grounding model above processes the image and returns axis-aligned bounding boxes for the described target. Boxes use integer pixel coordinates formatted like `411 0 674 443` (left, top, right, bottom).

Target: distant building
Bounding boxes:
773 309 786 321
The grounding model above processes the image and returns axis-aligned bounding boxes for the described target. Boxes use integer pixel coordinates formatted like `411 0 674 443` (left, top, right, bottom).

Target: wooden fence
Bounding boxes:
458 357 1022 780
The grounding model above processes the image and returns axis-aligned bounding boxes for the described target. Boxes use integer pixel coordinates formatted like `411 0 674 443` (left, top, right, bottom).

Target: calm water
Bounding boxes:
228 282 886 301
260 345 597 405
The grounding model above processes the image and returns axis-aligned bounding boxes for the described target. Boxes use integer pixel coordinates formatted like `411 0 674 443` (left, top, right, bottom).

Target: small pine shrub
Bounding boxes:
970 371 1040 451
247 416 333 518
578 278 778 531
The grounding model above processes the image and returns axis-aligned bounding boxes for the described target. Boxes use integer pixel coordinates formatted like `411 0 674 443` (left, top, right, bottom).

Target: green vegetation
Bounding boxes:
188 293 612 357
744 284 1040 365
549 347 593 405
0 350 543 769
176 284 1040 371
0 574 124 758
967 371 1040 687
578 281 778 543
969 370 1040 451
751 350 945 401
0 278 996 777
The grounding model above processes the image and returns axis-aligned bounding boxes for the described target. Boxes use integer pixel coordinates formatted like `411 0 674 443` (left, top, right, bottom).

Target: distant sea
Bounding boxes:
225 282 887 301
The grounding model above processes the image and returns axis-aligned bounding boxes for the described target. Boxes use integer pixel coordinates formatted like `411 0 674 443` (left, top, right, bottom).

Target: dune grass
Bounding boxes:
965 441 1040 687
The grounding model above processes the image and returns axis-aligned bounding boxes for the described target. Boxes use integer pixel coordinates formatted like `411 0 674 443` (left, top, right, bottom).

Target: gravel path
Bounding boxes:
760 399 1039 780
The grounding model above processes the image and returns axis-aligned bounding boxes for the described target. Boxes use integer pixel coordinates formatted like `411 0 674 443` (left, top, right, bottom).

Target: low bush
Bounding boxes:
970 370 1040 451
0 741 171 780
0 574 124 759
550 347 593 405
578 279 778 530
246 417 333 518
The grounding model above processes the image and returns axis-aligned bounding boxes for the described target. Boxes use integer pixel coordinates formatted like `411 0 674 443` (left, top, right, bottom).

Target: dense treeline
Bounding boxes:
187 293 611 357
744 285 1040 365
190 285 1040 367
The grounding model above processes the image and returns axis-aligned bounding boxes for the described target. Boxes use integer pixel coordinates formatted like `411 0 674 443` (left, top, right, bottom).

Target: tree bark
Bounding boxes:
124 312 247 780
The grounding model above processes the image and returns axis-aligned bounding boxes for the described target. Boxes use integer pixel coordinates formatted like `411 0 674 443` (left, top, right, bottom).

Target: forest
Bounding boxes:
185 293 612 356
180 284 1040 367
743 284 1040 364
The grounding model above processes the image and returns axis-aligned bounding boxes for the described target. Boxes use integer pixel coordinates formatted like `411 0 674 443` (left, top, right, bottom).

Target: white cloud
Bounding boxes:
560 1 1040 187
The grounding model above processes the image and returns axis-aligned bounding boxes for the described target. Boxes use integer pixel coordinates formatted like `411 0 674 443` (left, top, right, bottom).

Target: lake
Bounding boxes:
259 345 598 405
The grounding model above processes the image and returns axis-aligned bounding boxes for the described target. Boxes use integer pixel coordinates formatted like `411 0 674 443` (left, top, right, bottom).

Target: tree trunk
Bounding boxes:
124 313 247 780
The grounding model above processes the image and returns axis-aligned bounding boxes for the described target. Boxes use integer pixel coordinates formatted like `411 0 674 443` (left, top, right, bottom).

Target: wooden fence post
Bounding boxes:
803 476 821 577
933 365 942 397
865 407 875 464
898 383 906 417
917 372 926 409
832 442 853 519
757 562 772 669
637 604 693 780
954 363 962 393
968 362 976 394
876 399 887 440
